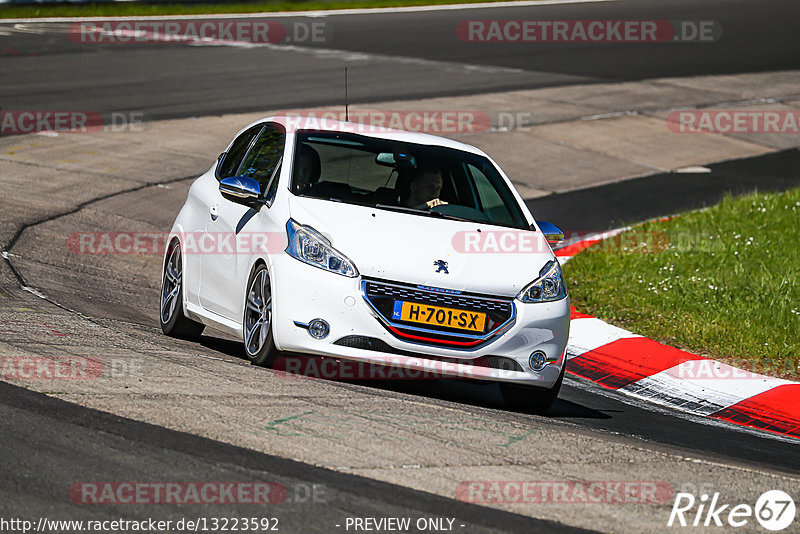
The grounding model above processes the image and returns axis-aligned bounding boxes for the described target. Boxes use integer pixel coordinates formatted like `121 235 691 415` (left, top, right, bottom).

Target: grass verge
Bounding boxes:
563 187 800 381
1 0 521 19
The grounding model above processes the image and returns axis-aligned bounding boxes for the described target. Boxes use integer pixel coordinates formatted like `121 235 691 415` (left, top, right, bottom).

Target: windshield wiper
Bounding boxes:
374 204 474 222
375 204 428 214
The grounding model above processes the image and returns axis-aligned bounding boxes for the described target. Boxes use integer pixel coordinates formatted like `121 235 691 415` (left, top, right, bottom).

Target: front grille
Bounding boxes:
333 336 524 372
365 282 511 314
362 279 515 348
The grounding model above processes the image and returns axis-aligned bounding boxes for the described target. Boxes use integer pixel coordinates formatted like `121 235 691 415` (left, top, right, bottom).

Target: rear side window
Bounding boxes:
217 124 263 180
238 123 286 191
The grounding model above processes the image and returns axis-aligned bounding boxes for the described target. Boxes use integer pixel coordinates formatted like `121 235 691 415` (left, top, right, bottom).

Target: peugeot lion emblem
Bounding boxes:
433 260 449 274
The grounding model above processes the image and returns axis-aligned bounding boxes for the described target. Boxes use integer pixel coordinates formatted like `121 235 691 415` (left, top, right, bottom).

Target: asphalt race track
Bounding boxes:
0 0 798 120
0 381 586 533
1 0 799 532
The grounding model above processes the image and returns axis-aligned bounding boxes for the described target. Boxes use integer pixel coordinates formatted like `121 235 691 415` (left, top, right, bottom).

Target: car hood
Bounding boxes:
288 197 555 297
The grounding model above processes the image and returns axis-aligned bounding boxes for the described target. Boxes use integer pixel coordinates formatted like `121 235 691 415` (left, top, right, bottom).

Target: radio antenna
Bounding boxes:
344 67 349 122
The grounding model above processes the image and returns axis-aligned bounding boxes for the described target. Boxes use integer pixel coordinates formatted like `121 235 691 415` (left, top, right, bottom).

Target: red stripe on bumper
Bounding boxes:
385 324 484 347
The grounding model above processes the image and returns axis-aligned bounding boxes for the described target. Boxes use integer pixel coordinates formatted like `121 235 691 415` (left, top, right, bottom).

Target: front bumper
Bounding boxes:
270 254 570 388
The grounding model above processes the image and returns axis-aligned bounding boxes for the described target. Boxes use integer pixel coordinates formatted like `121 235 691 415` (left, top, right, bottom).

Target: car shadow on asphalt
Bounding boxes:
198 332 612 420
370 380 613 420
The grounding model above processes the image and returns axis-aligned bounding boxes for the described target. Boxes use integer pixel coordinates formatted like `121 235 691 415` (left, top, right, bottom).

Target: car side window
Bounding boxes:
466 163 516 226
217 124 263 180
238 123 286 192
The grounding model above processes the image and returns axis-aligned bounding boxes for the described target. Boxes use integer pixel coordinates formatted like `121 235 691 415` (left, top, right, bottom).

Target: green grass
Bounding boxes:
564 187 800 381
0 0 518 18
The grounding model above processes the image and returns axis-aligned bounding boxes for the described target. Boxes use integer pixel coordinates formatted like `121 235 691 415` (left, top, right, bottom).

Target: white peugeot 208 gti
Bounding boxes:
160 116 570 412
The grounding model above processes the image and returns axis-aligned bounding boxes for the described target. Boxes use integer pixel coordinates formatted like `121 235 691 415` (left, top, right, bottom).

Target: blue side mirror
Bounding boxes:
219 176 262 207
536 221 565 248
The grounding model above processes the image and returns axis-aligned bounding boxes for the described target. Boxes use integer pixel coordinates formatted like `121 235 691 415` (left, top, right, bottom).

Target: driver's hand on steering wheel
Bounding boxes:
425 198 448 208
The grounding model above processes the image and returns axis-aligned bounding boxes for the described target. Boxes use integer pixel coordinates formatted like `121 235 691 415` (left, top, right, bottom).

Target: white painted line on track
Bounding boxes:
194 38 533 76
0 0 616 23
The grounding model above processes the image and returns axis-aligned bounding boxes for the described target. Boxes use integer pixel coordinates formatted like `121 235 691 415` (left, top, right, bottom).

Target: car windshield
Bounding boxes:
290 131 529 229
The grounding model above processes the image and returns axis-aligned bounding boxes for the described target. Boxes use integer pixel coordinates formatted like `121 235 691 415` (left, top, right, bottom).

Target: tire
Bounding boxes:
243 263 279 367
499 362 566 414
160 240 204 340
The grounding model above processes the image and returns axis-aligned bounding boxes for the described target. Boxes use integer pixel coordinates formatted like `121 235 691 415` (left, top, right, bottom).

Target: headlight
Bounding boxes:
285 219 359 277
516 260 567 303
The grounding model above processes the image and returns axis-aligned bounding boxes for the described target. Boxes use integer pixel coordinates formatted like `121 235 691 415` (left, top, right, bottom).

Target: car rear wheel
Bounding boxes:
243 264 279 367
499 362 565 414
160 240 204 339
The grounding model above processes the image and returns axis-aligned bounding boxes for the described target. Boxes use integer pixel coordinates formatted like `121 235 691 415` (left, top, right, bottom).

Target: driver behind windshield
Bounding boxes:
400 165 449 209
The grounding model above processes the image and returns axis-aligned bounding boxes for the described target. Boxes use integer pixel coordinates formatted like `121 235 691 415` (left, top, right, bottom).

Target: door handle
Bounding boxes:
209 205 219 221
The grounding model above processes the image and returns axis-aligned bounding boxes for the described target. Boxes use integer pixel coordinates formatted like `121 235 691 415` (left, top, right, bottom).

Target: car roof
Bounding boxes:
249 115 488 156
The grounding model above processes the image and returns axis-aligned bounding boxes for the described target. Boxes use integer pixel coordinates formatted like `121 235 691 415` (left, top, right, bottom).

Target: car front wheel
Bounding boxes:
243 264 279 367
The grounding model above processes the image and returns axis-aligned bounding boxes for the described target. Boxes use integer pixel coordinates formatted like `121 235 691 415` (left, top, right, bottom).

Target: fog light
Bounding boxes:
308 319 330 339
529 350 547 371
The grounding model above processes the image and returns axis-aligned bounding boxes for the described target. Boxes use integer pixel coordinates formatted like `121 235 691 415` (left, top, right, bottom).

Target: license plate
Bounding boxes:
392 301 486 332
